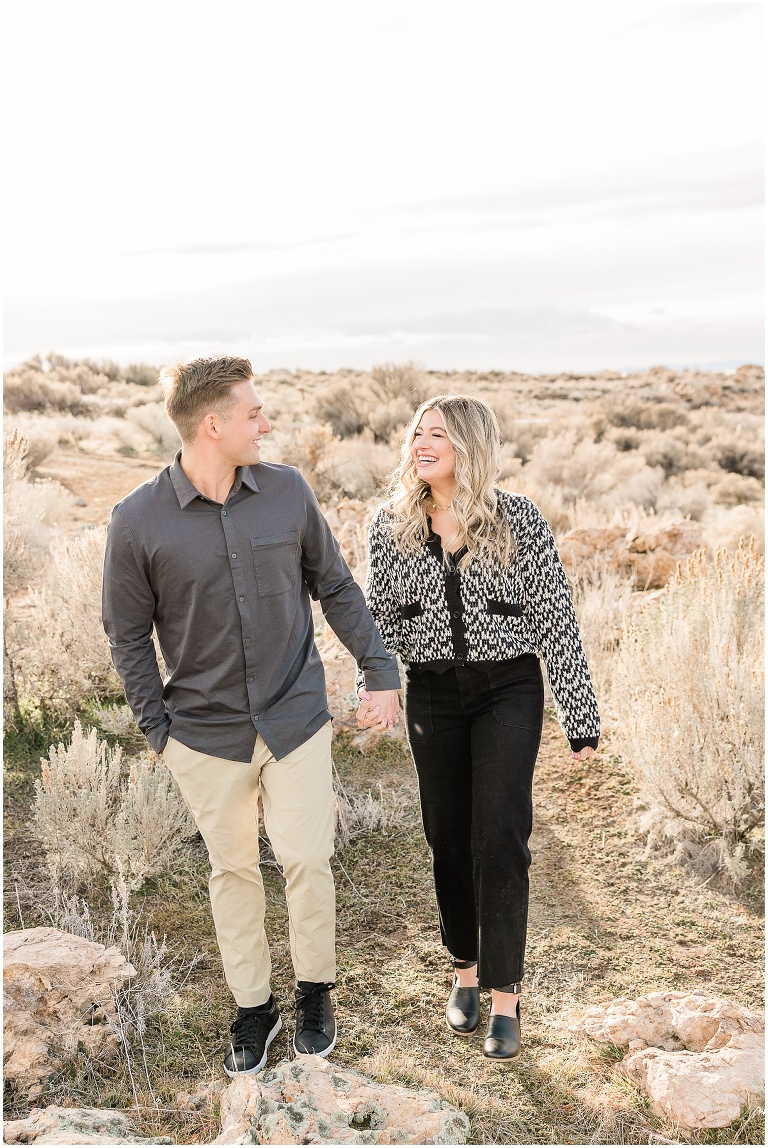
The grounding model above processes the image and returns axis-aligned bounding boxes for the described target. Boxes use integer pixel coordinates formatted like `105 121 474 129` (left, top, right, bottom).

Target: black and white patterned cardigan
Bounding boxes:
357 488 600 752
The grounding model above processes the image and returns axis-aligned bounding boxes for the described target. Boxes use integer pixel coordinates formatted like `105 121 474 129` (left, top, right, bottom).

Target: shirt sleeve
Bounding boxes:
101 508 171 754
297 474 402 694
515 499 600 751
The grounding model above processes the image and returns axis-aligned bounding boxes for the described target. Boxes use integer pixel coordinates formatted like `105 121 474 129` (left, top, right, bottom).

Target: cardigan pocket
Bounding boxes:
399 601 424 620
486 599 524 618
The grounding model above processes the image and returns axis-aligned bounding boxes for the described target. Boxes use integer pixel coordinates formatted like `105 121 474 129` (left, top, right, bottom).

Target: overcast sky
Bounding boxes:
4 1 764 373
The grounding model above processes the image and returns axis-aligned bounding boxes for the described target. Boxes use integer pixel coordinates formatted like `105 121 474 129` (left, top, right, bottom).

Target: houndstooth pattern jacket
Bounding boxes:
357 488 600 751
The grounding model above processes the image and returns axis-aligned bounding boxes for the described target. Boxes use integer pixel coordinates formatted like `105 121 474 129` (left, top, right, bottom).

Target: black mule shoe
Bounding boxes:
483 999 521 1061
446 958 480 1036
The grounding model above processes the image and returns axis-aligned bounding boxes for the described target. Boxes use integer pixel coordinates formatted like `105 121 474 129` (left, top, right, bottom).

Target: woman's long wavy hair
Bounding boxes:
388 394 515 572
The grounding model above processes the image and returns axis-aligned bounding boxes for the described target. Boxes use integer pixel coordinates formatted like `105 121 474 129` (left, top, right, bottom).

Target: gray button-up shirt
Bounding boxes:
102 454 401 762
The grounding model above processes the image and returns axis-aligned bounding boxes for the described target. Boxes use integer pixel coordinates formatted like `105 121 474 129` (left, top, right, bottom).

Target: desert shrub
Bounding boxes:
111 757 198 890
596 398 689 433
13 526 120 715
3 431 72 591
702 504 765 555
124 363 159 387
570 564 635 706
278 423 339 495
33 720 196 892
712 435 764 481
710 473 764 507
506 419 551 464
126 402 180 451
370 360 425 403
638 429 710 477
5 417 59 468
323 432 396 502
655 477 712 521
313 379 366 437
278 426 394 503
34 722 123 886
368 397 414 442
90 702 140 737
611 539 764 883
525 429 664 508
604 426 642 452
3 371 87 415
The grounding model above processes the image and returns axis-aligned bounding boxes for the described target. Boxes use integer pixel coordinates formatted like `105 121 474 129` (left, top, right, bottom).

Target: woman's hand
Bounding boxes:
572 746 596 762
357 688 401 732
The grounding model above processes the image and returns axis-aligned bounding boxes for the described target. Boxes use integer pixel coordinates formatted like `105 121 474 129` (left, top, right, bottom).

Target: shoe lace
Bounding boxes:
230 1006 270 1049
295 982 335 1031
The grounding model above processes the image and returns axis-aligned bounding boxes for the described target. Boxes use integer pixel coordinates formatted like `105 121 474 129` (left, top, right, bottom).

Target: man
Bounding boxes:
102 356 400 1076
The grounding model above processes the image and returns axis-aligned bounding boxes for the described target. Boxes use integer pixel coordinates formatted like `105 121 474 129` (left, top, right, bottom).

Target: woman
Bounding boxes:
356 394 599 1062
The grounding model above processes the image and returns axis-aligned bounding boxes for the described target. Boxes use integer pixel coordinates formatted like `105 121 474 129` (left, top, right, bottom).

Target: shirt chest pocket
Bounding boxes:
250 531 300 597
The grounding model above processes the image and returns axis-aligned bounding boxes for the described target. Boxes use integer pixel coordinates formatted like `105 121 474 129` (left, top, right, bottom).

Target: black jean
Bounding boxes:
404 655 544 990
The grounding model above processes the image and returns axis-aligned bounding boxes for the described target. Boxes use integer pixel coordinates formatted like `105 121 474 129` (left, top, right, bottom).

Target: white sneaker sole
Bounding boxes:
293 1025 337 1058
223 1014 282 1077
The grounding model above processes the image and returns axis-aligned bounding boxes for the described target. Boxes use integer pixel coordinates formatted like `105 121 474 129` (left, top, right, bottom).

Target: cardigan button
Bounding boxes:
452 610 461 619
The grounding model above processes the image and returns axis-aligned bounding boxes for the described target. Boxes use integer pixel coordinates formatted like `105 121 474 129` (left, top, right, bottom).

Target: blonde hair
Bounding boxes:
388 394 515 571
161 356 253 443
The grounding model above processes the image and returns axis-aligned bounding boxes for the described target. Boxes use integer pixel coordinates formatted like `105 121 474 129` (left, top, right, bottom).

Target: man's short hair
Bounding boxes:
161 356 254 443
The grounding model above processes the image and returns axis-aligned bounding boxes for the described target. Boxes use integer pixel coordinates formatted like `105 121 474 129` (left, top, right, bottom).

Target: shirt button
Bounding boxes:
254 715 260 721
222 510 227 516
231 553 237 559
239 596 245 603
244 638 251 645
247 676 254 683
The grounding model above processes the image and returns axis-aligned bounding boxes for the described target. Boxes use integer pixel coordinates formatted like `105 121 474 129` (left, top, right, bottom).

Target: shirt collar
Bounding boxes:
169 451 260 508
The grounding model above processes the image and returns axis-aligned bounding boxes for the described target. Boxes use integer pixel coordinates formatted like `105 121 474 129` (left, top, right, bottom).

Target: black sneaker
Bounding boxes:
293 980 336 1056
223 994 282 1076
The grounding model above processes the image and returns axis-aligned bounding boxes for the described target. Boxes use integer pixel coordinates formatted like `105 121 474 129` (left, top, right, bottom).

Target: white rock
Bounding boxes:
3 1106 171 1144
214 1054 470 1144
572 990 765 1129
3 927 136 1100
624 1033 764 1128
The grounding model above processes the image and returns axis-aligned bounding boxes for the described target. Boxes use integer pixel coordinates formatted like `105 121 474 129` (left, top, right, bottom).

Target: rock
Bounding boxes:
3 927 136 1100
572 990 764 1129
176 1079 226 1112
213 1054 470 1144
2 1106 172 1144
623 1033 764 1129
559 519 705 589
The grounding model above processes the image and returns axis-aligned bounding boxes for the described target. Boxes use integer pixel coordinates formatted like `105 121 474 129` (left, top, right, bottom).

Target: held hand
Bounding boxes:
572 746 596 762
357 688 401 732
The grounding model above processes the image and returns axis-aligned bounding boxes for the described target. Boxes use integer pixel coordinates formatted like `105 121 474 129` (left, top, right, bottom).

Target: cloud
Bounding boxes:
341 306 623 339
405 147 763 225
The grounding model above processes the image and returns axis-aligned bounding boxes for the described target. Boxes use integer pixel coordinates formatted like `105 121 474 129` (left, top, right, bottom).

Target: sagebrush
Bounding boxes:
33 721 197 892
611 537 764 882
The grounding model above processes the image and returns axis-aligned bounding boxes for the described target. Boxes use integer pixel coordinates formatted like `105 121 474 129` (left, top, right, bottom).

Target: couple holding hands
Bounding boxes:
102 356 599 1077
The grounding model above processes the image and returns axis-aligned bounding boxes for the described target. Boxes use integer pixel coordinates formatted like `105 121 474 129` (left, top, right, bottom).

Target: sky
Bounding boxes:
3 1 764 373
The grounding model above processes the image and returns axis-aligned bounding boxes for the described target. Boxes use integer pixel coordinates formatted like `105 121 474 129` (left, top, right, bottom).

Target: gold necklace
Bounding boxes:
428 497 453 512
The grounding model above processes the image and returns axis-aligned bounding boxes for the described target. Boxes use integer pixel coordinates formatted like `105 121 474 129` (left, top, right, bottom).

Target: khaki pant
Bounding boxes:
162 722 335 1007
